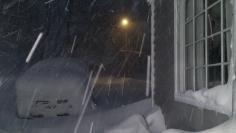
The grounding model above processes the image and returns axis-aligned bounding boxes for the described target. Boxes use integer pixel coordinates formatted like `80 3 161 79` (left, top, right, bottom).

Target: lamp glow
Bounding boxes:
120 18 129 28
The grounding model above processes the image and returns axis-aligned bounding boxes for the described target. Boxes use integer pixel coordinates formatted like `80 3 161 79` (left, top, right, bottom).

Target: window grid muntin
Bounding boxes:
206 27 231 39
184 0 231 91
186 62 230 69
207 0 221 10
195 11 205 18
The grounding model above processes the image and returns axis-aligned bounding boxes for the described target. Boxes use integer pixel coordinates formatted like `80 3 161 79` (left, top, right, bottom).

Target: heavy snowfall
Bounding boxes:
0 0 236 133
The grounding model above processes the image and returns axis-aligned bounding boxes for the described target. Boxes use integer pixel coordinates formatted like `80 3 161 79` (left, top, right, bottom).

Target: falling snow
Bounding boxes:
0 0 235 133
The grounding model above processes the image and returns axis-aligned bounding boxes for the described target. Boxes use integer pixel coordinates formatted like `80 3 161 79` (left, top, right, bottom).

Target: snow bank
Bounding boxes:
145 106 166 133
104 104 166 133
162 117 236 133
104 115 150 133
18 99 165 133
165 82 235 133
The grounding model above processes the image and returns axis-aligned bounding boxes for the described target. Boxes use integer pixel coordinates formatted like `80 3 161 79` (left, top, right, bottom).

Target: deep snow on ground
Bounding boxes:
105 81 236 133
163 118 236 133
105 105 166 133
1 98 165 133
104 110 236 133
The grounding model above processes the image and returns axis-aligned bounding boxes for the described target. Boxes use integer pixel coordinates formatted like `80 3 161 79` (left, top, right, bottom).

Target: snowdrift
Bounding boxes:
12 99 166 133
104 106 166 133
163 118 236 133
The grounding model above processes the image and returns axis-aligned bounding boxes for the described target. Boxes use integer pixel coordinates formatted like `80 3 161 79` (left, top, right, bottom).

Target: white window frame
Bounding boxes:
174 0 235 114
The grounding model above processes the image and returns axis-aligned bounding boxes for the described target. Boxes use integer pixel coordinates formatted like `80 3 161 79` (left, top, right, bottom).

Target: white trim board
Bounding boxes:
146 0 156 106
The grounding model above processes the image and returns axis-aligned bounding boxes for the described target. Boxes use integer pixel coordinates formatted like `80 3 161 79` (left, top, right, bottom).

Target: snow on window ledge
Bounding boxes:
175 83 232 116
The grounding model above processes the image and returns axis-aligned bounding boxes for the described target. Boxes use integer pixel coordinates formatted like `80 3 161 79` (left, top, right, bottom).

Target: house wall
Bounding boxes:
153 0 229 131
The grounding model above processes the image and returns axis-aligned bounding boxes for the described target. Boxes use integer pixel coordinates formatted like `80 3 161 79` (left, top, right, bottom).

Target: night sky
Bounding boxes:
0 0 150 78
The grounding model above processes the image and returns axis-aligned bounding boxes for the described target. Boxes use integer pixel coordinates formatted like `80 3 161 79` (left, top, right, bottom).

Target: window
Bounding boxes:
175 0 233 92
174 0 234 114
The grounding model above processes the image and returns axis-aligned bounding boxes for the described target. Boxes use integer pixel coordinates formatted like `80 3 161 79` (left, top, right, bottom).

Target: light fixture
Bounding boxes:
120 17 129 28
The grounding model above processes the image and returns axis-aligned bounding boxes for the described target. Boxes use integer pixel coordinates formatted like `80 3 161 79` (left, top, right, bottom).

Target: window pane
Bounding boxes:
208 66 221 88
195 41 205 66
186 0 193 21
207 3 221 35
185 21 193 44
208 0 218 6
223 0 233 29
208 35 221 64
195 0 205 15
196 68 206 90
186 45 194 67
224 65 229 84
223 31 232 62
195 14 205 40
186 69 194 90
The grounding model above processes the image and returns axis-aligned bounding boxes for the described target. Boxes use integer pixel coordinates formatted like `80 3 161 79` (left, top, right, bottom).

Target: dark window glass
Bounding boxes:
208 66 221 88
208 35 221 64
208 0 218 6
207 3 221 35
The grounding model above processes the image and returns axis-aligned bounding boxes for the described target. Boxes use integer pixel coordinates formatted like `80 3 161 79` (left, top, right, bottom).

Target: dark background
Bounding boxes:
0 0 150 79
0 0 151 128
